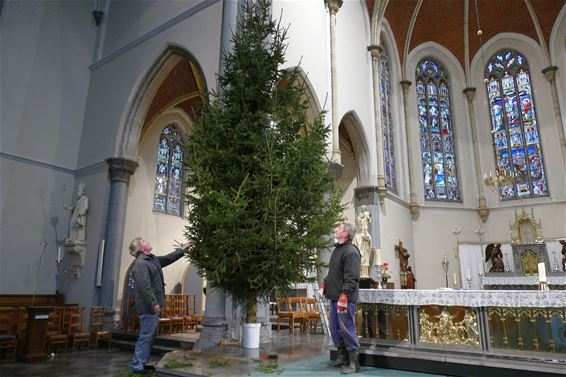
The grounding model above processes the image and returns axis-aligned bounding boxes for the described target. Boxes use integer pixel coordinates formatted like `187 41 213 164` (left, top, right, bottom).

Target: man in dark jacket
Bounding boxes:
128 237 191 374
321 222 361 374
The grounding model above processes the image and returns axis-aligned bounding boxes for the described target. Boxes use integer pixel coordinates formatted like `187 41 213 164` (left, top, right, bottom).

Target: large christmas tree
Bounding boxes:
184 0 342 323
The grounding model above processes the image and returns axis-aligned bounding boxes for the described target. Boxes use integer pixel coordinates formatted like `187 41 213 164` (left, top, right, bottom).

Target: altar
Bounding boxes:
355 289 566 375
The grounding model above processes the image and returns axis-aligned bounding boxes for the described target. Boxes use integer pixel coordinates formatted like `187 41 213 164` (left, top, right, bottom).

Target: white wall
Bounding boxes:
0 0 97 294
103 0 204 56
118 110 193 308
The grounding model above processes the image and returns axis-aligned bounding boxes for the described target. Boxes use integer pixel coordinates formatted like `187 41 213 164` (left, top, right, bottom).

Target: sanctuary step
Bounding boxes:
345 343 566 377
111 331 196 355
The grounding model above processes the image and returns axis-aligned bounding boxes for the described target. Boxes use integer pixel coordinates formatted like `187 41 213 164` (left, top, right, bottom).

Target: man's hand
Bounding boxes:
182 241 194 250
153 305 161 314
337 293 348 313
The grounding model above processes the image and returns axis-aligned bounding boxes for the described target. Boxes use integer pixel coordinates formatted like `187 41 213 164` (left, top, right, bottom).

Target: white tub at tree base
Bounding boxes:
242 323 261 348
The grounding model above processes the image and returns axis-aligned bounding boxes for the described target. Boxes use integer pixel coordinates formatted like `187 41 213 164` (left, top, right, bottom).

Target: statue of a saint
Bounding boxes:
66 183 89 244
353 205 372 278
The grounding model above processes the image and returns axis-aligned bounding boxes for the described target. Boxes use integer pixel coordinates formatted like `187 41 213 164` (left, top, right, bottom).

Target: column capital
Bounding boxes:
400 80 412 95
354 185 382 206
367 45 383 60
325 0 343 14
542 66 558 82
463 87 477 101
106 157 138 183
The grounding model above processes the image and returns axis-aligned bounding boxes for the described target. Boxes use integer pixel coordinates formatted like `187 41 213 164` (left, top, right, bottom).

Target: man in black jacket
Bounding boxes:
321 222 361 374
128 237 191 374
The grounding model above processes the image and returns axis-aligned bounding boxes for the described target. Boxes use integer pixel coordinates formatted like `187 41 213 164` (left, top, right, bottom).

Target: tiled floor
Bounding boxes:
0 347 151 377
0 333 447 377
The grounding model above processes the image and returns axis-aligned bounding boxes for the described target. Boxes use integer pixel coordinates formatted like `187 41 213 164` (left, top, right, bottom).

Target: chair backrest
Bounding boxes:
46 307 65 334
0 307 16 336
288 297 305 313
90 306 105 332
65 307 85 334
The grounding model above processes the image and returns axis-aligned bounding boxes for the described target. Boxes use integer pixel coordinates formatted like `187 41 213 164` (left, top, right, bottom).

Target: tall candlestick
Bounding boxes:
538 262 547 282
57 247 62 262
453 272 457 287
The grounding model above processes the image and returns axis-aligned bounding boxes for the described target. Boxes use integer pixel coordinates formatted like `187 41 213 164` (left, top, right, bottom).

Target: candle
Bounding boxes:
479 263 483 275
375 248 382 266
538 262 546 282
453 272 457 287
57 247 62 262
467 268 471 279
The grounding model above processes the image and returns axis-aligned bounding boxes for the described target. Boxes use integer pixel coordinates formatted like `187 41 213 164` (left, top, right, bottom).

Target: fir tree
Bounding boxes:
184 0 342 323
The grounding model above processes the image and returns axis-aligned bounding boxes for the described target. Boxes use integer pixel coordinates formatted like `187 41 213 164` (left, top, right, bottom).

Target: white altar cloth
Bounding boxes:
358 289 566 308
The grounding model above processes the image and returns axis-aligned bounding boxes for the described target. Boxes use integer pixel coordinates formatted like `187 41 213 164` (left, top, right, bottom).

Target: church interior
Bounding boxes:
1 0 566 375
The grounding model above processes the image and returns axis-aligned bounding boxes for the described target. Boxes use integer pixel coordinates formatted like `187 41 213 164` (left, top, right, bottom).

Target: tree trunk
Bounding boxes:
245 292 257 323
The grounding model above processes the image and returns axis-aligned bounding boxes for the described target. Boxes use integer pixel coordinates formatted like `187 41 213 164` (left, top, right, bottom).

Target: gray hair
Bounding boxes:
129 237 143 257
342 222 356 240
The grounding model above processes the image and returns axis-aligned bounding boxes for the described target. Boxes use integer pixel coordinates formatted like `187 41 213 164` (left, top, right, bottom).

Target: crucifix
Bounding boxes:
395 240 410 288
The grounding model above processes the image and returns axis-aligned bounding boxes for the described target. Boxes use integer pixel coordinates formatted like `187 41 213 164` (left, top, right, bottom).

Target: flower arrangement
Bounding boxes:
381 262 392 280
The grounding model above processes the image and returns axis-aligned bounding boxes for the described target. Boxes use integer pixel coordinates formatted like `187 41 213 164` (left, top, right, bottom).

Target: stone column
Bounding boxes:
368 45 387 204
98 157 138 308
326 0 343 164
193 0 239 349
542 66 566 170
400 80 419 220
463 87 489 222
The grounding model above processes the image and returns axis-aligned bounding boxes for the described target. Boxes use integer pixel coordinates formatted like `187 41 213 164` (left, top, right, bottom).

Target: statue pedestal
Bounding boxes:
63 240 86 266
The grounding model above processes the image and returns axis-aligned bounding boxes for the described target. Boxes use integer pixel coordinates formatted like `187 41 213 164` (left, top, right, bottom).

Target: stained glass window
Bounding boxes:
485 49 548 200
379 41 397 193
153 125 185 215
415 58 460 201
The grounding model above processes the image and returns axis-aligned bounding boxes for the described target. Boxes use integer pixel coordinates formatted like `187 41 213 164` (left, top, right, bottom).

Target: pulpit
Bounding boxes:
17 306 53 362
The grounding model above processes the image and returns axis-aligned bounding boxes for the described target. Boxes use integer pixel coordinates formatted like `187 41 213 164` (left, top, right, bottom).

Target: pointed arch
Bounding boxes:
116 45 207 160
340 111 372 186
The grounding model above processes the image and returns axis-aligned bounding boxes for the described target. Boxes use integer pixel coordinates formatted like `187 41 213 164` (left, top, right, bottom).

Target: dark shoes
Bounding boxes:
328 346 349 368
143 364 156 371
341 350 360 374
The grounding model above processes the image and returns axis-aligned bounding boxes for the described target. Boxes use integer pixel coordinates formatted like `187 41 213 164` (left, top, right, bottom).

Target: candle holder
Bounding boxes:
441 255 449 288
539 281 549 291
483 168 515 191
466 276 472 290
374 264 384 289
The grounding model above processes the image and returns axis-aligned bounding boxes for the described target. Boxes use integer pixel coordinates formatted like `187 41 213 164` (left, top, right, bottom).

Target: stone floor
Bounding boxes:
0 333 447 377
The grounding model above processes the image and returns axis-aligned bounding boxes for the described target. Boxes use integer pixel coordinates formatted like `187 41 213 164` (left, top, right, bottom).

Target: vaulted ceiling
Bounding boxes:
366 0 565 67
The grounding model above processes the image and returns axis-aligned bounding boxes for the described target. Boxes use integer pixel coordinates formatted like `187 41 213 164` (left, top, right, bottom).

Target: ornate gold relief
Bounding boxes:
509 207 544 244
418 307 480 346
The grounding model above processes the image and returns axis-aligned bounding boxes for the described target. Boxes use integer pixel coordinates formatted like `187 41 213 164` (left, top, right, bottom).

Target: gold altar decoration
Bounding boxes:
488 307 565 353
509 207 544 244
357 303 409 342
417 306 480 346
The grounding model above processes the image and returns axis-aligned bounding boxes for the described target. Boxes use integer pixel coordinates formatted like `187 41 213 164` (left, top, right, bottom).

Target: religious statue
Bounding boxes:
406 266 416 289
560 240 566 272
395 240 410 288
485 243 504 272
66 182 89 244
353 205 372 278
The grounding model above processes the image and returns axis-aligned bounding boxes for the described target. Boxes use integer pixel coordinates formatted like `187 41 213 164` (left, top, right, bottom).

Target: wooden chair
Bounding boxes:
45 306 68 353
0 307 18 359
304 297 320 334
183 295 198 332
90 306 112 350
168 295 185 333
67 307 90 351
276 297 306 335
